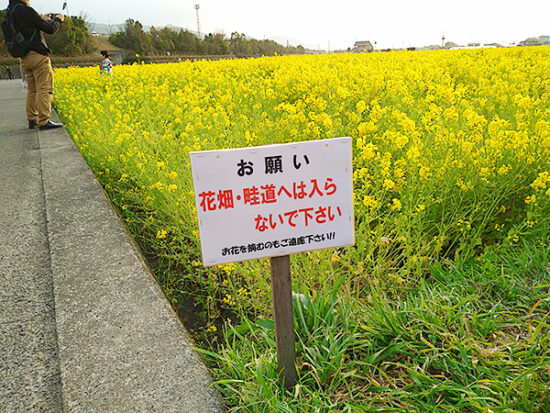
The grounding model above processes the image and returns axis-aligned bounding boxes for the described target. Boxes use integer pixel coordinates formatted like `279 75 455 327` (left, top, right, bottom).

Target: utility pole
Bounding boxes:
195 4 201 38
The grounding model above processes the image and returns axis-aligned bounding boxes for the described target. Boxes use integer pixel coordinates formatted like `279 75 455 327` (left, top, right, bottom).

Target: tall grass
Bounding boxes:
201 243 550 411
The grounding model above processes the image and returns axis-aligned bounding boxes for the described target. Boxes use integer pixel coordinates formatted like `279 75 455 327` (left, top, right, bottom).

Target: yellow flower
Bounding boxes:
391 198 402 211
362 143 378 160
497 165 510 176
394 133 409 149
51 47 550 293
355 100 367 114
222 294 235 306
383 179 395 191
406 145 420 160
152 182 165 191
362 195 379 208
531 172 550 190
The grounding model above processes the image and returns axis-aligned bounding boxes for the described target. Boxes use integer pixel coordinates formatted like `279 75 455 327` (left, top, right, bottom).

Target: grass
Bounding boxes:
197 241 550 412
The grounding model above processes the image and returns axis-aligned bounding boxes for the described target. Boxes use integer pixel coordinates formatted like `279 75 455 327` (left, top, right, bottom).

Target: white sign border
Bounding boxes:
190 137 355 266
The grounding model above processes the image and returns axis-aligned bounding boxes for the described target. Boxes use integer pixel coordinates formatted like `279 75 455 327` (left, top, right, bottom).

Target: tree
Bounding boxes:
108 18 304 58
150 27 175 54
46 16 93 56
145 26 202 55
175 29 201 54
203 33 229 55
110 19 152 54
229 32 250 57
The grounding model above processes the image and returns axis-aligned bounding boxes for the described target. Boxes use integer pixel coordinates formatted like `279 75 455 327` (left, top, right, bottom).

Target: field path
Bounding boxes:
0 80 224 413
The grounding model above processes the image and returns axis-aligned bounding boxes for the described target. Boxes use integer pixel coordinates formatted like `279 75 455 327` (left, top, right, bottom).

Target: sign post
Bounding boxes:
270 255 297 387
190 137 354 387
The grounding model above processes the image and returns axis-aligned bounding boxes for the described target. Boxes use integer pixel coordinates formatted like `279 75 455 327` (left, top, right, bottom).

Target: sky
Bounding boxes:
3 0 550 50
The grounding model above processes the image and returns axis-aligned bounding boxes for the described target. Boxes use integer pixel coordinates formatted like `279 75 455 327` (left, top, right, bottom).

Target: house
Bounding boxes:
352 41 373 53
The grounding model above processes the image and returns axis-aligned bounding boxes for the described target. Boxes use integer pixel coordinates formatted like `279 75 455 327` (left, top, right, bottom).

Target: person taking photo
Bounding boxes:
7 0 64 130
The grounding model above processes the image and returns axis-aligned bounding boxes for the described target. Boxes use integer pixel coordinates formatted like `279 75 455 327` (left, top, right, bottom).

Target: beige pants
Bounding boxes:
20 51 54 127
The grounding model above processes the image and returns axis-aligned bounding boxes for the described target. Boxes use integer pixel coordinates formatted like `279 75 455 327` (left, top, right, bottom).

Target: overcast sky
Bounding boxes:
3 0 549 49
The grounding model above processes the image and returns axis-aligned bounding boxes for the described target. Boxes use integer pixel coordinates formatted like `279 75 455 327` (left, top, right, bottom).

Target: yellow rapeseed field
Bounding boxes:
53 47 550 313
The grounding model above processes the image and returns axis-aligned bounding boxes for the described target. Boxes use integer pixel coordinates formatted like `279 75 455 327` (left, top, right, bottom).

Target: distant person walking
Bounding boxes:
7 0 64 130
99 50 114 77
6 66 15 79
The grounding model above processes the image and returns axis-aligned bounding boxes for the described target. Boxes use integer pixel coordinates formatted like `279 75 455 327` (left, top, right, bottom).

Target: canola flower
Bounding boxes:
53 47 550 297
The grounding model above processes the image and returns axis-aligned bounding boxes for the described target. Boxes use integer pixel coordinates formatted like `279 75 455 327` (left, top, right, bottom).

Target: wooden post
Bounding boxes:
269 255 298 387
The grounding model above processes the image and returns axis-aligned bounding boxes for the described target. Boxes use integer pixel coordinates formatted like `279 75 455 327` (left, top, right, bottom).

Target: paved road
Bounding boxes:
0 80 224 412
0 81 63 412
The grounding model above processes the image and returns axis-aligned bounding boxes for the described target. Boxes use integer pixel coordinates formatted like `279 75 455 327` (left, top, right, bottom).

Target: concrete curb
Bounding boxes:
42 105 225 413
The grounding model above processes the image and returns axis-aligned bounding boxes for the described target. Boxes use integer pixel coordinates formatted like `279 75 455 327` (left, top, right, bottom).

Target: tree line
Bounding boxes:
1 11 304 58
110 19 306 57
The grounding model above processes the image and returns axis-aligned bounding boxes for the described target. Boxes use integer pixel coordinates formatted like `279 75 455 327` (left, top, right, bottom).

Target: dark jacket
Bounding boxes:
8 0 62 57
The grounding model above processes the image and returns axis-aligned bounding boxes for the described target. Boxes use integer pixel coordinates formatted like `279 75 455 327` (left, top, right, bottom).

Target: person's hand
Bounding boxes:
45 13 65 22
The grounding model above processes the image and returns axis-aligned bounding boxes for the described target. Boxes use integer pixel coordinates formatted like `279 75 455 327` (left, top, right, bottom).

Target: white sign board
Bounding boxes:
190 137 355 266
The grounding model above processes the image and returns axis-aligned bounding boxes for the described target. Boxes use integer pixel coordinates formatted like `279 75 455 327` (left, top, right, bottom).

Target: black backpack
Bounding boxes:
1 4 36 58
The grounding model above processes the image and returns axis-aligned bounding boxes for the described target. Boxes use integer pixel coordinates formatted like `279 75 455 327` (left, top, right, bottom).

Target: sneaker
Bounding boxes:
28 120 37 129
38 121 63 130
